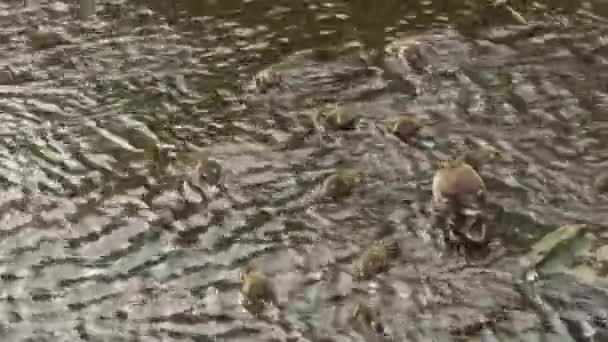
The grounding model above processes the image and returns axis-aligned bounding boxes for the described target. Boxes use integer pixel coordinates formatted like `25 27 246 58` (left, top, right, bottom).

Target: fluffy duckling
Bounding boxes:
384 115 435 142
196 157 223 186
593 171 608 194
240 265 278 309
354 239 401 280
322 169 362 200
461 144 502 173
313 106 359 131
254 69 284 93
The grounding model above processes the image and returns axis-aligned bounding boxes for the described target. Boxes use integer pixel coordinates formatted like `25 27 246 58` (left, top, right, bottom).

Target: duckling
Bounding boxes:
384 115 435 142
322 169 362 200
593 171 608 194
352 302 385 334
313 106 359 131
461 144 502 173
354 239 401 280
432 159 487 244
26 27 71 50
196 157 223 186
254 69 284 93
240 265 278 309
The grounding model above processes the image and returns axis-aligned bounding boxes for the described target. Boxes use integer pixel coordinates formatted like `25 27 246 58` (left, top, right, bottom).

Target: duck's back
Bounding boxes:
433 163 485 202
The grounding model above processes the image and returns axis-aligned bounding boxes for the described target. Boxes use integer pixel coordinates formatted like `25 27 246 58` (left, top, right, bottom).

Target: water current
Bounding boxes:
1 0 608 341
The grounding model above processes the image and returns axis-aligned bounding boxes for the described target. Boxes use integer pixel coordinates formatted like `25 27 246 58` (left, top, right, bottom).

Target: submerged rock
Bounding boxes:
522 224 608 287
505 224 608 341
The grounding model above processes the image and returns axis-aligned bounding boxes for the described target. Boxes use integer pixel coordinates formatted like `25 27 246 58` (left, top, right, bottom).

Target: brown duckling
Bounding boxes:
240 265 278 309
313 106 359 131
354 239 401 280
593 171 608 194
352 302 386 334
461 144 502 173
196 157 223 186
254 68 284 93
26 27 71 50
384 115 435 142
432 158 487 244
322 169 362 200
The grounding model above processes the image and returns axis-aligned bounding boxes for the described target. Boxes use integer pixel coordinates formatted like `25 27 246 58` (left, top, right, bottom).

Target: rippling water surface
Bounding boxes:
2 0 608 340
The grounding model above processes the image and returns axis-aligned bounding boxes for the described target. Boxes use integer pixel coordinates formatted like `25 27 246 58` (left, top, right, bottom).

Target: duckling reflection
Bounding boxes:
354 239 401 280
240 264 278 313
313 105 359 131
351 302 386 335
432 158 488 245
480 326 500 342
383 115 435 142
322 169 362 200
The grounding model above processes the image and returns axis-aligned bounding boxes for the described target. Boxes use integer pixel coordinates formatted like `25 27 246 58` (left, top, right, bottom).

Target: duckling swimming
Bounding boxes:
432 158 487 245
593 171 608 194
322 169 362 200
254 68 284 93
354 239 401 280
461 144 502 173
240 265 278 311
384 115 435 142
313 105 359 131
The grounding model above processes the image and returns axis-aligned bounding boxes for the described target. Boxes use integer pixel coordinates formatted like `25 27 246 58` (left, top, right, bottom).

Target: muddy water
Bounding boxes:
1 0 608 341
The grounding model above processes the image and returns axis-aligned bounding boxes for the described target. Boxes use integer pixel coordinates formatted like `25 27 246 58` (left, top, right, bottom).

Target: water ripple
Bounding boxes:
0 0 607 340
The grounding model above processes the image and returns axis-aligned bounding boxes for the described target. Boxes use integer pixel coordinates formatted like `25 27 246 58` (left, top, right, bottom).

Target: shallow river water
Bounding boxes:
1 0 608 341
